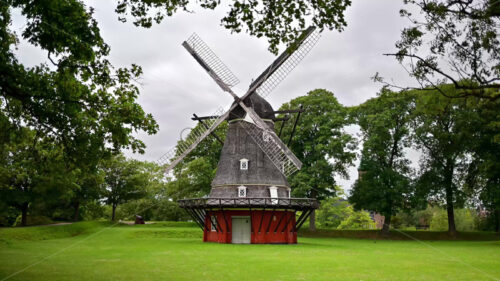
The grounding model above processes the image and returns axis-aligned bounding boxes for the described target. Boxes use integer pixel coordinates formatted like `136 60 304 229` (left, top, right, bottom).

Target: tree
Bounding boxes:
166 122 227 201
1 1 158 223
115 0 352 53
378 0 500 100
411 88 481 236
0 129 75 226
429 208 477 232
1 1 158 151
336 209 376 230
466 99 500 232
349 89 414 234
278 89 356 231
317 192 352 228
113 161 172 221
101 155 150 221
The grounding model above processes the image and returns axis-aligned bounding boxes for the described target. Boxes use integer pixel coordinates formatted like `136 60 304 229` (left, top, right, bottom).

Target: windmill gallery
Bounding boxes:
159 27 321 244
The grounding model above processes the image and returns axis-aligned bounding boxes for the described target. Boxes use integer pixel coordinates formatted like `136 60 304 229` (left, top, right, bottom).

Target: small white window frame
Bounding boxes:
239 158 249 170
238 185 247 197
269 186 278 204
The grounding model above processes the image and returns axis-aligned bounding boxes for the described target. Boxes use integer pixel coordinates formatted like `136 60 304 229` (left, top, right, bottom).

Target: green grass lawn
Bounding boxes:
0 222 499 281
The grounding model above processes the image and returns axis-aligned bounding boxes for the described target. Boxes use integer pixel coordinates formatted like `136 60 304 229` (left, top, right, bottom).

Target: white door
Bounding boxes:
231 217 251 244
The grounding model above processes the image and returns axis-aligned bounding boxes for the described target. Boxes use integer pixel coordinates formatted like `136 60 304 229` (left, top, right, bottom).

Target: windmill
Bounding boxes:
160 27 320 244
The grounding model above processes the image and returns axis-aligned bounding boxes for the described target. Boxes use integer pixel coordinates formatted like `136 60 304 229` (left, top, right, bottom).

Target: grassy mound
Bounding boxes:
0 221 111 243
130 228 202 239
299 228 500 241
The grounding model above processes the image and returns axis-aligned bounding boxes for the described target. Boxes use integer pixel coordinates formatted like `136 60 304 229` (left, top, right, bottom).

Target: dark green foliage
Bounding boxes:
466 98 500 231
167 122 227 200
13 215 53 227
317 196 351 228
349 89 414 233
411 88 482 235
336 210 376 230
279 89 356 199
278 89 356 230
101 155 160 221
115 0 351 54
0 129 77 226
0 1 158 224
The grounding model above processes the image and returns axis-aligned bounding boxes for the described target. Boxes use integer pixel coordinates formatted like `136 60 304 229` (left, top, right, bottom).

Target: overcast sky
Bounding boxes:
13 0 419 192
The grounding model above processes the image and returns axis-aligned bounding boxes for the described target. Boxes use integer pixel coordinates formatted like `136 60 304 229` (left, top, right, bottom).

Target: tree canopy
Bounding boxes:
115 0 351 53
349 89 415 233
378 0 500 100
278 89 356 230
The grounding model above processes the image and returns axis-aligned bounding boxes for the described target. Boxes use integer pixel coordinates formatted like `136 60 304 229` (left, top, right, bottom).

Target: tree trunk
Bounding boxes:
495 208 500 233
73 201 80 222
381 213 391 235
111 204 117 221
309 189 317 232
21 203 28 226
309 209 316 232
444 161 457 236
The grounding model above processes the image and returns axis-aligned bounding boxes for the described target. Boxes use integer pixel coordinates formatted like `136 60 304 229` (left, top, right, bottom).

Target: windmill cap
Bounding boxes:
228 93 275 121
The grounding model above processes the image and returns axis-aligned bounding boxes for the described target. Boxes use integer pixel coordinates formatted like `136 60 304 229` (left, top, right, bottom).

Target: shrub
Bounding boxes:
430 208 478 231
13 215 53 227
317 197 352 228
337 210 376 230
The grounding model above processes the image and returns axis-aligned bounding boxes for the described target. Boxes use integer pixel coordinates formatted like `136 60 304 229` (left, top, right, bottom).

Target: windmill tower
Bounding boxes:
159 27 320 244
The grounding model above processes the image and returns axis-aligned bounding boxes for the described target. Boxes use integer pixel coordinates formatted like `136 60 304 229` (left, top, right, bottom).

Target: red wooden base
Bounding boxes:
204 209 297 244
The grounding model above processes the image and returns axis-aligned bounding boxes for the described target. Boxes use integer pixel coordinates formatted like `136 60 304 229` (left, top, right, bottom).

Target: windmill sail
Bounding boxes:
183 33 240 93
178 28 320 177
238 121 301 177
158 107 227 172
248 27 321 99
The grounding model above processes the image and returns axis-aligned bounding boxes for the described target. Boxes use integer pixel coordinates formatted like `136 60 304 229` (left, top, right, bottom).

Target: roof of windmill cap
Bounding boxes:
228 93 275 121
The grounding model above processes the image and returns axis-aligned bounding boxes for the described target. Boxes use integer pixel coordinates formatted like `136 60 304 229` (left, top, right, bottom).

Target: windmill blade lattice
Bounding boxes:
183 33 240 90
157 107 226 172
238 121 301 177
255 29 320 98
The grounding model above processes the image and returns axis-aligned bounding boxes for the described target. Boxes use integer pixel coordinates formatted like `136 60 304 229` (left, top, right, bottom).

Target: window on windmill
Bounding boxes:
269 186 278 204
211 216 217 232
240 158 249 170
238 186 247 197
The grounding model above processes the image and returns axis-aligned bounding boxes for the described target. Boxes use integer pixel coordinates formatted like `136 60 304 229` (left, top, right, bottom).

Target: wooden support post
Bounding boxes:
266 208 276 233
219 200 230 233
193 208 209 232
278 116 286 138
258 207 265 233
282 210 296 233
185 208 204 231
211 211 223 233
294 210 308 231
193 113 224 145
274 210 287 233
250 207 254 234
288 105 303 146
296 209 312 231
206 210 218 233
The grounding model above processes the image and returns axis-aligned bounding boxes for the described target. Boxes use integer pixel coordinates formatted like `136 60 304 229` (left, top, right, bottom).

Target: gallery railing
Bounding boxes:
178 197 319 210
